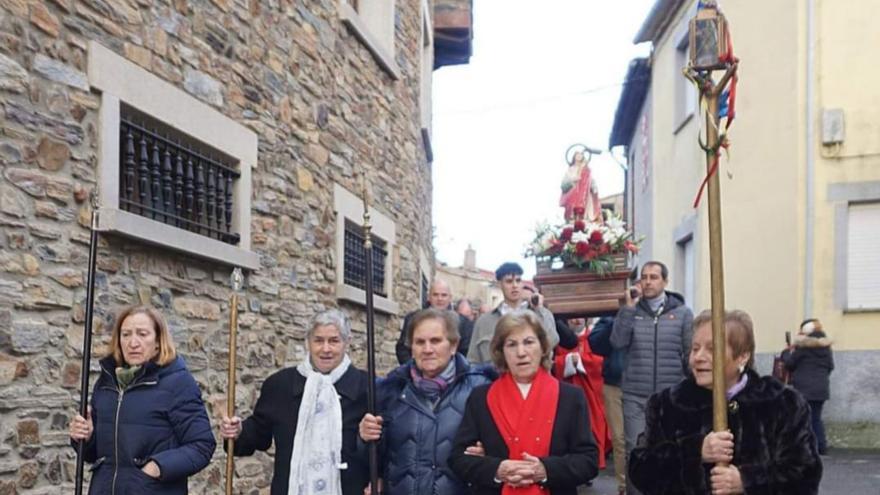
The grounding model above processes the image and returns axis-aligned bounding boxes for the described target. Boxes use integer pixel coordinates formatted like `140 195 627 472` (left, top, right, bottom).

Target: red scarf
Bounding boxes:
487 369 560 495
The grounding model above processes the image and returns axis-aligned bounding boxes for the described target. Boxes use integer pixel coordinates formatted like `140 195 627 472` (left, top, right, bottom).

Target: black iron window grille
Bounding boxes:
343 219 388 298
118 108 241 244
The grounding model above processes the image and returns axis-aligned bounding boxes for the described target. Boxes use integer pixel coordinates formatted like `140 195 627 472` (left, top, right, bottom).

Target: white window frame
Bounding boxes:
339 0 401 79
673 213 698 308
420 0 434 131
334 183 399 314
674 31 697 133
88 42 259 270
844 202 880 311
830 182 880 312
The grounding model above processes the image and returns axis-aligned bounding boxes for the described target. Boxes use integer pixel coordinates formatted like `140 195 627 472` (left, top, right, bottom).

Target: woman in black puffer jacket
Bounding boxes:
783 318 835 454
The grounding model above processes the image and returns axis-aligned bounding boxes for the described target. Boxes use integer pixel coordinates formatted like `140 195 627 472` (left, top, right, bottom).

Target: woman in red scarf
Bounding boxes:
449 311 598 494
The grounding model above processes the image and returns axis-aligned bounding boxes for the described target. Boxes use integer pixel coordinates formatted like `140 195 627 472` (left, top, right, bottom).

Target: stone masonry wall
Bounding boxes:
0 0 433 493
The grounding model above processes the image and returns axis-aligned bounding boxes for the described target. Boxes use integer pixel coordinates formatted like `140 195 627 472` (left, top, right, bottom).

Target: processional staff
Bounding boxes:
359 173 380 495
683 0 739 440
226 267 244 495
75 192 101 495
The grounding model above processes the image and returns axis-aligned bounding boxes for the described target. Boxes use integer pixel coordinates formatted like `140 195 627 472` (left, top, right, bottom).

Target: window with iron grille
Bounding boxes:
118 105 241 245
334 183 398 314
343 219 388 298
88 41 259 270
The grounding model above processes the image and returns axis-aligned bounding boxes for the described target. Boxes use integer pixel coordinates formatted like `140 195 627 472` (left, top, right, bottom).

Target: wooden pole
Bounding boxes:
704 92 728 434
225 268 243 495
684 60 737 438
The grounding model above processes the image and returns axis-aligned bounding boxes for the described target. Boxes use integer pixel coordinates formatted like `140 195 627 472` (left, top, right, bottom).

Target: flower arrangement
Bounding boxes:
525 209 640 274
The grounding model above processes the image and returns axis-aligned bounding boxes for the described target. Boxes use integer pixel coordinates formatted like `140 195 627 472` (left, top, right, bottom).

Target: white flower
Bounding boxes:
571 231 589 243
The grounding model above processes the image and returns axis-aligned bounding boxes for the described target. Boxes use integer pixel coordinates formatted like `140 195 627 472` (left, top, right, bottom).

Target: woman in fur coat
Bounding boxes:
629 310 822 495
782 318 834 454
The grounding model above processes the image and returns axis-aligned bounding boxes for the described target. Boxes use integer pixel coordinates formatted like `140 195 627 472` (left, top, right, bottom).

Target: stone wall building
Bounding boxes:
0 0 473 492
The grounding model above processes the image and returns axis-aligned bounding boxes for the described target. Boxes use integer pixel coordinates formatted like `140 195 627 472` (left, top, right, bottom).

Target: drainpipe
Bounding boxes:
804 0 816 318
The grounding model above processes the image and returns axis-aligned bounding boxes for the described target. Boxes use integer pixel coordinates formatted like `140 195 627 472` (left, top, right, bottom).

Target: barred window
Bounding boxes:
119 106 240 244
343 220 387 297
89 41 258 270
334 183 398 314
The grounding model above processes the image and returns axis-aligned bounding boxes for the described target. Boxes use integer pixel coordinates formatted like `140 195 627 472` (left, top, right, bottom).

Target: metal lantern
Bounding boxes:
689 1 729 71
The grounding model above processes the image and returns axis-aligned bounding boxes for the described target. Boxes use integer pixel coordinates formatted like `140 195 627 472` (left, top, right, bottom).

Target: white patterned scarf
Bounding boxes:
288 354 351 495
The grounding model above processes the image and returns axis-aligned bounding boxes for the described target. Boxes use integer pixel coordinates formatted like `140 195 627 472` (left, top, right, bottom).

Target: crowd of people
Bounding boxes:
69 260 828 494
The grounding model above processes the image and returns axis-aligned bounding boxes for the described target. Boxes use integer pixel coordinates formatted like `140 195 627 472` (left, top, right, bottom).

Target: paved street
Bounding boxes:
578 449 880 494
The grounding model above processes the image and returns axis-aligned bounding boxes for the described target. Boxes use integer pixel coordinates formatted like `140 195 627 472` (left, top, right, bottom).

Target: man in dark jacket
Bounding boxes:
611 261 693 494
589 316 626 495
782 318 834 454
220 309 369 495
395 279 474 364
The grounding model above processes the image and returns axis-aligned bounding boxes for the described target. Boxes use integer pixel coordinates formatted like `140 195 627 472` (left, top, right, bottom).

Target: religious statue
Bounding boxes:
560 144 602 223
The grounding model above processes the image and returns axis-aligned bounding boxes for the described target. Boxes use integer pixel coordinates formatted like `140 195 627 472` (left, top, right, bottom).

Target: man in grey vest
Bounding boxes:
611 261 693 494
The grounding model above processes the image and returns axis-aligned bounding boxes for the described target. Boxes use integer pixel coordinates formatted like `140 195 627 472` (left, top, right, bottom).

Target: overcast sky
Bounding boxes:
432 0 654 278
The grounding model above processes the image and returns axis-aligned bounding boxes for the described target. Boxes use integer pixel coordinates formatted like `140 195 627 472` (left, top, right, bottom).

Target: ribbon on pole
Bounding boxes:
74 192 101 495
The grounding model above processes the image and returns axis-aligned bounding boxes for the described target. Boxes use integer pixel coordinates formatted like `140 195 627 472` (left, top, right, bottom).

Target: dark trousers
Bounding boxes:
808 400 827 454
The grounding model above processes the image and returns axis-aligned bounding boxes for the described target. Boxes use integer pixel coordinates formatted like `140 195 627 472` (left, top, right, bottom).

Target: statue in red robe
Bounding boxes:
553 320 611 469
560 146 602 223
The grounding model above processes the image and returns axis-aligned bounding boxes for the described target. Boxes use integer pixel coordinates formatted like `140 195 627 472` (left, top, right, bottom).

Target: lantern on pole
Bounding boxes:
689 1 729 71
683 0 739 439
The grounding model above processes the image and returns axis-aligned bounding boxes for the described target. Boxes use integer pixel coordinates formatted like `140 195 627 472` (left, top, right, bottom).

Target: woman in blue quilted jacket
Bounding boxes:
68 305 215 494
359 308 495 495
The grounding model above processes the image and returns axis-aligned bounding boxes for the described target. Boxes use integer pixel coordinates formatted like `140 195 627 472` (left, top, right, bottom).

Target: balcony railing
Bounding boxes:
119 113 241 244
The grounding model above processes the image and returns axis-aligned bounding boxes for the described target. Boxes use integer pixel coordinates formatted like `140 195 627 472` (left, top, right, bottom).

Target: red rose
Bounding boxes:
560 227 574 241
585 247 598 260
589 231 604 245
574 220 586 232
599 243 610 255
574 241 589 257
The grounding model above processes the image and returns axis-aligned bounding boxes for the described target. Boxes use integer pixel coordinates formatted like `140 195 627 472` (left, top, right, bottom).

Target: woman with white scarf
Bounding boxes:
220 309 369 495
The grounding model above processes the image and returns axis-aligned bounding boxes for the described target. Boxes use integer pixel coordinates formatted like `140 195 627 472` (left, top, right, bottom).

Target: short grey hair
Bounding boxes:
308 309 352 341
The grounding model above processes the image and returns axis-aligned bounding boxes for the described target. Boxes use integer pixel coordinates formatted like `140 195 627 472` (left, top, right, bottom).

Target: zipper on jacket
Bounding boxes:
107 374 157 495
652 315 659 393
111 389 124 495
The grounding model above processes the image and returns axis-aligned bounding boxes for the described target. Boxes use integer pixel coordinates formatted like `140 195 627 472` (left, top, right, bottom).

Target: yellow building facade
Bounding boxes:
613 0 880 439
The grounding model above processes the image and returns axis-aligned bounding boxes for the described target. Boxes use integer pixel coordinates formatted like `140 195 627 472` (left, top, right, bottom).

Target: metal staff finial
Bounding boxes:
360 171 373 248
225 266 243 495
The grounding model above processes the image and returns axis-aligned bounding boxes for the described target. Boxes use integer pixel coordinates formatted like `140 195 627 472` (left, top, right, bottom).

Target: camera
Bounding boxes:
629 287 640 299
530 294 540 306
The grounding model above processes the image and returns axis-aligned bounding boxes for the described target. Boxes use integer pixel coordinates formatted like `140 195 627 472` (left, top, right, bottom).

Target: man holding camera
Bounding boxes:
467 262 559 364
611 261 693 495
